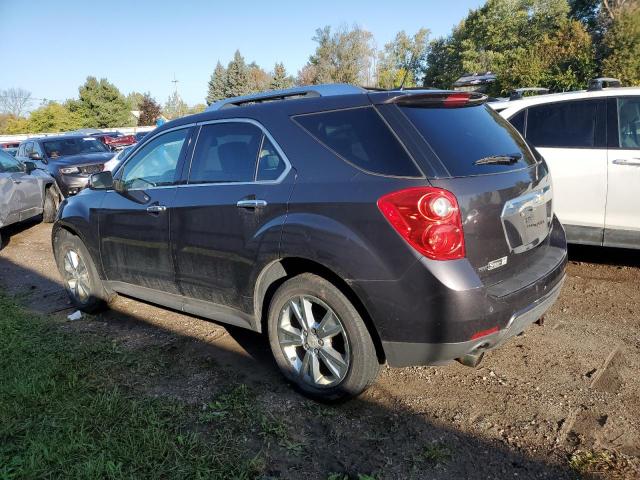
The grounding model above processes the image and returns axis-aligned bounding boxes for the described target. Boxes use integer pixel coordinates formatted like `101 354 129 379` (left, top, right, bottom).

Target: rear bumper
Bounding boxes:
351 215 567 367
381 275 564 367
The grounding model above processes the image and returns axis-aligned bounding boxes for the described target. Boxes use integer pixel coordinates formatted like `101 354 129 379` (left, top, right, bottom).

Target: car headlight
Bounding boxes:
60 167 80 174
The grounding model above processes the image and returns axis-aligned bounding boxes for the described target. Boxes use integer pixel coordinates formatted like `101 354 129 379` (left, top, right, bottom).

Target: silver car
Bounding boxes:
0 149 56 247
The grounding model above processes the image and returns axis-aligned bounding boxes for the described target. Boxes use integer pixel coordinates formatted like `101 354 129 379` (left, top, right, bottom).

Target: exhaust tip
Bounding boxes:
456 351 485 368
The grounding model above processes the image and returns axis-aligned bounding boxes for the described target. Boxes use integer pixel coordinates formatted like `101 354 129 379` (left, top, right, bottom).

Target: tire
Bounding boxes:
267 273 380 401
53 229 113 313
42 187 57 223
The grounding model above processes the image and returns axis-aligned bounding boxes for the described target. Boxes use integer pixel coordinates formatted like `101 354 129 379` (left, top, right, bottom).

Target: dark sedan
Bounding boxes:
16 135 114 200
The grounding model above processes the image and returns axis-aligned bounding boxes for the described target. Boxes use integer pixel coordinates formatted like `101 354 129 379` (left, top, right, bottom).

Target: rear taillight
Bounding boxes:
377 187 465 260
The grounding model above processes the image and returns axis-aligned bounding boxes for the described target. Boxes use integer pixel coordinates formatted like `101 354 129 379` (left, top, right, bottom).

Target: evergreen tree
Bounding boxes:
67 76 132 128
164 91 188 120
270 62 294 90
224 50 250 97
206 62 227 105
138 93 162 126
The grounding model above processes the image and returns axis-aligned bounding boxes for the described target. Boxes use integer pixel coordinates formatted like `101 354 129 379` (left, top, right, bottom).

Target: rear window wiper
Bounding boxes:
473 154 521 166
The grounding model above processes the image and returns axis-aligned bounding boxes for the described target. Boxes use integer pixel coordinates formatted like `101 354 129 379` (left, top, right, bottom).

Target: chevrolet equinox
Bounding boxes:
53 84 567 400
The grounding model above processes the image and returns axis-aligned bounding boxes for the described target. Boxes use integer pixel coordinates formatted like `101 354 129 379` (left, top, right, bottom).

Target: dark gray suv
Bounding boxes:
52 84 567 400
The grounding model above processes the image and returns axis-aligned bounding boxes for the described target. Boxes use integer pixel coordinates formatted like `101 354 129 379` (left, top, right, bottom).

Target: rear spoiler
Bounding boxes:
377 91 488 108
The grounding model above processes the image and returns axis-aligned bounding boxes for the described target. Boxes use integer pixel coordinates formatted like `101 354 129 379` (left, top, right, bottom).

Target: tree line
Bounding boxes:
2 0 637 135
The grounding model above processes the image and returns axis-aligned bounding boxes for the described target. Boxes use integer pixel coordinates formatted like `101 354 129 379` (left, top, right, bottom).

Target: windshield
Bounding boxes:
43 137 108 158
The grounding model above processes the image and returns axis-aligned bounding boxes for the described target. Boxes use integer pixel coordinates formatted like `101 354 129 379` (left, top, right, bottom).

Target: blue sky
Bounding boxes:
0 0 484 108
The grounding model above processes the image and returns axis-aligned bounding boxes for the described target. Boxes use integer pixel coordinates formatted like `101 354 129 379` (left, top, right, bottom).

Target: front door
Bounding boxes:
172 121 292 315
99 127 192 293
605 97 640 248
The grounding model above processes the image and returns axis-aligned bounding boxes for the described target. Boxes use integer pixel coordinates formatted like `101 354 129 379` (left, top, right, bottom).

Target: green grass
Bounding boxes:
0 294 265 479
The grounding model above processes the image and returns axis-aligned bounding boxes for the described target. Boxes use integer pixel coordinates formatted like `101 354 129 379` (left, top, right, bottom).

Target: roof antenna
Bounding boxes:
399 51 417 91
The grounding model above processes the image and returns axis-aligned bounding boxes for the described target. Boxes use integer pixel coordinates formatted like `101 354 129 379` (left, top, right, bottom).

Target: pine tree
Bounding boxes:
224 50 250 98
164 91 188 120
270 62 294 90
206 62 227 105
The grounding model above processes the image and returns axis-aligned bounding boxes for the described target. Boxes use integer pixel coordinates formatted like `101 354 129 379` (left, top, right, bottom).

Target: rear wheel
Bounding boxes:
42 187 57 223
267 273 379 401
53 230 112 313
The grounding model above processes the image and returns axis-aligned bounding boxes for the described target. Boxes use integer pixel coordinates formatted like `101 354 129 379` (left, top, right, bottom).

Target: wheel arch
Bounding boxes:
254 256 386 363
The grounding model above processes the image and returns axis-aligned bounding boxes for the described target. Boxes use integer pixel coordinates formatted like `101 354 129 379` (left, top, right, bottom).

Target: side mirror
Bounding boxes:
29 152 41 161
23 160 36 174
89 171 114 190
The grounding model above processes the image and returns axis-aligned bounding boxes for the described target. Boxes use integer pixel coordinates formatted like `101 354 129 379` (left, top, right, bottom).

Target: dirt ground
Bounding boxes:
1 220 639 479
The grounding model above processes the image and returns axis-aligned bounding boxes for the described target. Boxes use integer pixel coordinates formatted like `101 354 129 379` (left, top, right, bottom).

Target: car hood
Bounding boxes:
49 152 114 166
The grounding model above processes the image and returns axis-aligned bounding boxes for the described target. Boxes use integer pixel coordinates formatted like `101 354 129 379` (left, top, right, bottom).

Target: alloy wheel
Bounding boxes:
277 295 350 388
62 249 91 303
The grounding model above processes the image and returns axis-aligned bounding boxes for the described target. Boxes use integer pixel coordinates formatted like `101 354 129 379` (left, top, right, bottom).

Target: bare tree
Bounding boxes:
602 0 637 20
0 87 32 117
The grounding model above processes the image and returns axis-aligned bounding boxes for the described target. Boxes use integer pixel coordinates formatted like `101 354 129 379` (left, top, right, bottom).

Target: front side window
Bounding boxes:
526 100 600 148
0 150 22 173
618 98 640 149
121 128 188 190
294 106 421 177
24 142 34 156
188 123 263 184
43 137 108 158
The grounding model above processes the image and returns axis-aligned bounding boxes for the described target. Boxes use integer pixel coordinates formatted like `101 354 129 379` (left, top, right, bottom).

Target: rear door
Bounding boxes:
523 99 607 244
605 97 640 247
172 120 293 316
98 127 192 293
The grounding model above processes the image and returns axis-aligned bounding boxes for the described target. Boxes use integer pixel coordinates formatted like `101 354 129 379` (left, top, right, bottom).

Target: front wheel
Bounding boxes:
53 229 113 313
267 273 380 401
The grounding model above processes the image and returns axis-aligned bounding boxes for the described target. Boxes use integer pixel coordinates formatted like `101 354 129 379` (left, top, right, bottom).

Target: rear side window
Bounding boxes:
401 104 536 177
294 107 421 177
526 100 601 148
257 137 286 181
189 122 263 184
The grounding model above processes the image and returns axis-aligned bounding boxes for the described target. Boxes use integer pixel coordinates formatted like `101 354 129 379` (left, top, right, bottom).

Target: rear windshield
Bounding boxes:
400 105 536 177
294 107 421 177
43 137 108 158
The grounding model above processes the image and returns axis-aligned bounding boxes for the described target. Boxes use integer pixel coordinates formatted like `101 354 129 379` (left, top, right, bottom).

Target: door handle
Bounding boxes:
11 178 21 184
146 205 167 213
236 199 268 209
612 158 640 167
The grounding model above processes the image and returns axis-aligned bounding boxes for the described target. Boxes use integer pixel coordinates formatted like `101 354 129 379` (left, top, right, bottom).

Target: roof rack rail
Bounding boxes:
206 83 365 111
588 77 621 91
509 87 550 100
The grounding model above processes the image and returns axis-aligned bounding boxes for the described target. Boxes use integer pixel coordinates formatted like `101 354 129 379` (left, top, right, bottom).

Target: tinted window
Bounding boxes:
43 137 108 157
294 106 420 177
189 123 262 184
509 110 526 135
257 137 286 181
121 128 188 190
401 104 536 176
24 142 34 156
618 98 640 149
0 150 22 173
527 100 599 148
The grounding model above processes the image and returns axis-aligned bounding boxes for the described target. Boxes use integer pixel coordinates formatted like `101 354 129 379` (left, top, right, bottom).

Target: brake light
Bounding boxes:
377 187 465 260
442 92 471 107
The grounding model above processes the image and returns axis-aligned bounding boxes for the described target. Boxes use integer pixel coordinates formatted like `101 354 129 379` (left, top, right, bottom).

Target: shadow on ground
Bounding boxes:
0 248 581 479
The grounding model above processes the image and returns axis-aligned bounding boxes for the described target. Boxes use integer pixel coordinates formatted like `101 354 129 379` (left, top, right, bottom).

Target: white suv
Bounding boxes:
492 86 640 249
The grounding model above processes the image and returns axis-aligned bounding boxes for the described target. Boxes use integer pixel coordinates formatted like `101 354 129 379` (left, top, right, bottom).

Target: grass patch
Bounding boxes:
416 442 452 466
569 449 638 478
0 294 265 479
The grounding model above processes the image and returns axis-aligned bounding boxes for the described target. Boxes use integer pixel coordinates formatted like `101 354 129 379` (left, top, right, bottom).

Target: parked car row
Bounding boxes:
0 129 153 243
52 84 567 400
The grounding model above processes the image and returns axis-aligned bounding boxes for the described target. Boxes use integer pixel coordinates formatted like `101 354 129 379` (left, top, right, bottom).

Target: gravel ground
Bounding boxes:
1 220 639 479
